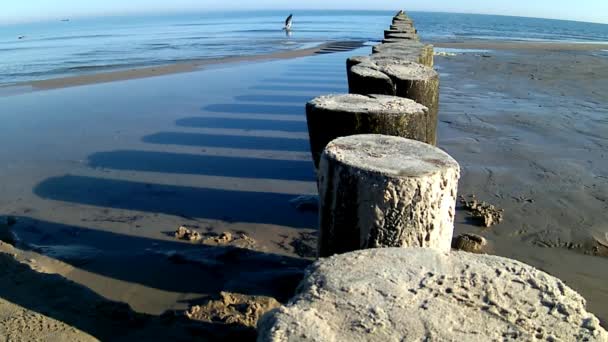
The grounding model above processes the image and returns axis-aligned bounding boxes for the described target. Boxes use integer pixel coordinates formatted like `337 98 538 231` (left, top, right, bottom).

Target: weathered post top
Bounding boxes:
321 134 457 182
258 248 608 341
372 42 434 67
317 134 460 256
347 59 439 144
384 32 421 41
306 94 431 168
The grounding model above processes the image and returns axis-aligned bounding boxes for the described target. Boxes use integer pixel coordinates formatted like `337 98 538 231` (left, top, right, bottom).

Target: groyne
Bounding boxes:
258 10 608 341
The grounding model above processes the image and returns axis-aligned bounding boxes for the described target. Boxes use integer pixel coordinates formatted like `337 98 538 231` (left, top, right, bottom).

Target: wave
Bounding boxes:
451 31 608 43
33 34 125 42
142 44 181 51
63 64 132 71
228 29 345 34
0 46 42 52
452 32 589 42
171 22 242 27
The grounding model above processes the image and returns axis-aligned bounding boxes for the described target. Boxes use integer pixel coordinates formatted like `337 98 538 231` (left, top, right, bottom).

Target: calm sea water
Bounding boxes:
1 10 608 85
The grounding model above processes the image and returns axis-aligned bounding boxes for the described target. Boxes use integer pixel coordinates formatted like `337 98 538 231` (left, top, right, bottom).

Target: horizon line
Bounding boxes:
1 9 607 26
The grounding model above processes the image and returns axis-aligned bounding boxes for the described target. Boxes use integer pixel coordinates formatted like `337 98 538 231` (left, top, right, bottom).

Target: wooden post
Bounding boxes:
317 134 460 257
381 62 440 145
384 31 420 41
306 94 431 168
390 25 417 33
392 17 414 25
346 56 370 71
347 61 439 144
347 63 395 97
372 43 434 67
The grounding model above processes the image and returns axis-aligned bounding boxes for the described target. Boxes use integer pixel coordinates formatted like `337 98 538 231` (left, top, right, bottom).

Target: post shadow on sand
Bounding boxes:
11 216 311 297
285 68 347 75
262 71 346 84
142 132 309 152
261 77 344 85
314 41 366 54
250 84 346 92
87 150 314 181
2 216 313 340
282 71 346 78
287 64 348 70
203 103 304 116
34 175 317 228
176 117 307 132
234 94 314 104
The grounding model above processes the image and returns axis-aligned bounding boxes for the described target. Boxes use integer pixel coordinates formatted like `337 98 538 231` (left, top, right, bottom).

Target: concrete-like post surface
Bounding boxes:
257 248 608 342
390 22 415 29
317 134 460 257
345 56 370 85
390 23 414 29
389 25 417 33
392 17 413 25
381 62 439 144
384 31 420 41
347 47 433 74
372 43 434 67
306 95 430 168
345 55 370 71
347 62 395 96
347 61 439 143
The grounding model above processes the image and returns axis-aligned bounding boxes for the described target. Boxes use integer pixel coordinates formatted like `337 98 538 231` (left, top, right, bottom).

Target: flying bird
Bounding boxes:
284 14 293 31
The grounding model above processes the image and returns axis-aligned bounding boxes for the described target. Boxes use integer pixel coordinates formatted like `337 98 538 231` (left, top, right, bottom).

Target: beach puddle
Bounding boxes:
28 244 101 266
434 47 493 55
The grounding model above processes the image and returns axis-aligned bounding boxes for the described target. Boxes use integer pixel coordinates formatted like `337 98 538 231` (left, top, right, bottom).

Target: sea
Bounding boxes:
1 10 608 85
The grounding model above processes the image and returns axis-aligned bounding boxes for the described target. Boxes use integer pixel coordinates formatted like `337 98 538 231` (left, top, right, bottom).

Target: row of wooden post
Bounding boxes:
305 11 460 257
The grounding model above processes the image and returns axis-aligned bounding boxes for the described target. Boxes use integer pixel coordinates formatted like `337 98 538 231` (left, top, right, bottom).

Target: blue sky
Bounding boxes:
1 0 607 24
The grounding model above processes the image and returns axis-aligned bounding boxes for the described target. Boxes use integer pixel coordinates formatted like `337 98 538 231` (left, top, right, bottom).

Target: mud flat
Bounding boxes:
435 42 608 324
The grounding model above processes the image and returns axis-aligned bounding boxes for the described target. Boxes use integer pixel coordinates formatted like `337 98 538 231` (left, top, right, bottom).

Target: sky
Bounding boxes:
1 0 607 25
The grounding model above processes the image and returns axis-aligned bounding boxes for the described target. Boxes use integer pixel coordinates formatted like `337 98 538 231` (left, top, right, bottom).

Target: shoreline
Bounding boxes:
2 39 607 96
0 43 333 95
434 40 608 51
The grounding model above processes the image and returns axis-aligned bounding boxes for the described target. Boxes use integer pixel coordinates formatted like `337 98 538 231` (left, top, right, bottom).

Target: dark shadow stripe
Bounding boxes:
251 85 346 92
176 117 308 132
287 65 344 70
286 72 345 77
143 132 309 151
34 176 317 228
88 150 314 181
234 94 314 103
203 103 304 115
262 78 343 85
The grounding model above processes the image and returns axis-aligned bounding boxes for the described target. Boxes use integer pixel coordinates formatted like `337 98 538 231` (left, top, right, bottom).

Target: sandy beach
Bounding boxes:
0 39 607 339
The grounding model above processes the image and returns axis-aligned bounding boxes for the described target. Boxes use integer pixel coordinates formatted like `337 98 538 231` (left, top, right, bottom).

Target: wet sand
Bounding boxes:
0 40 607 338
436 40 608 51
436 46 608 324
